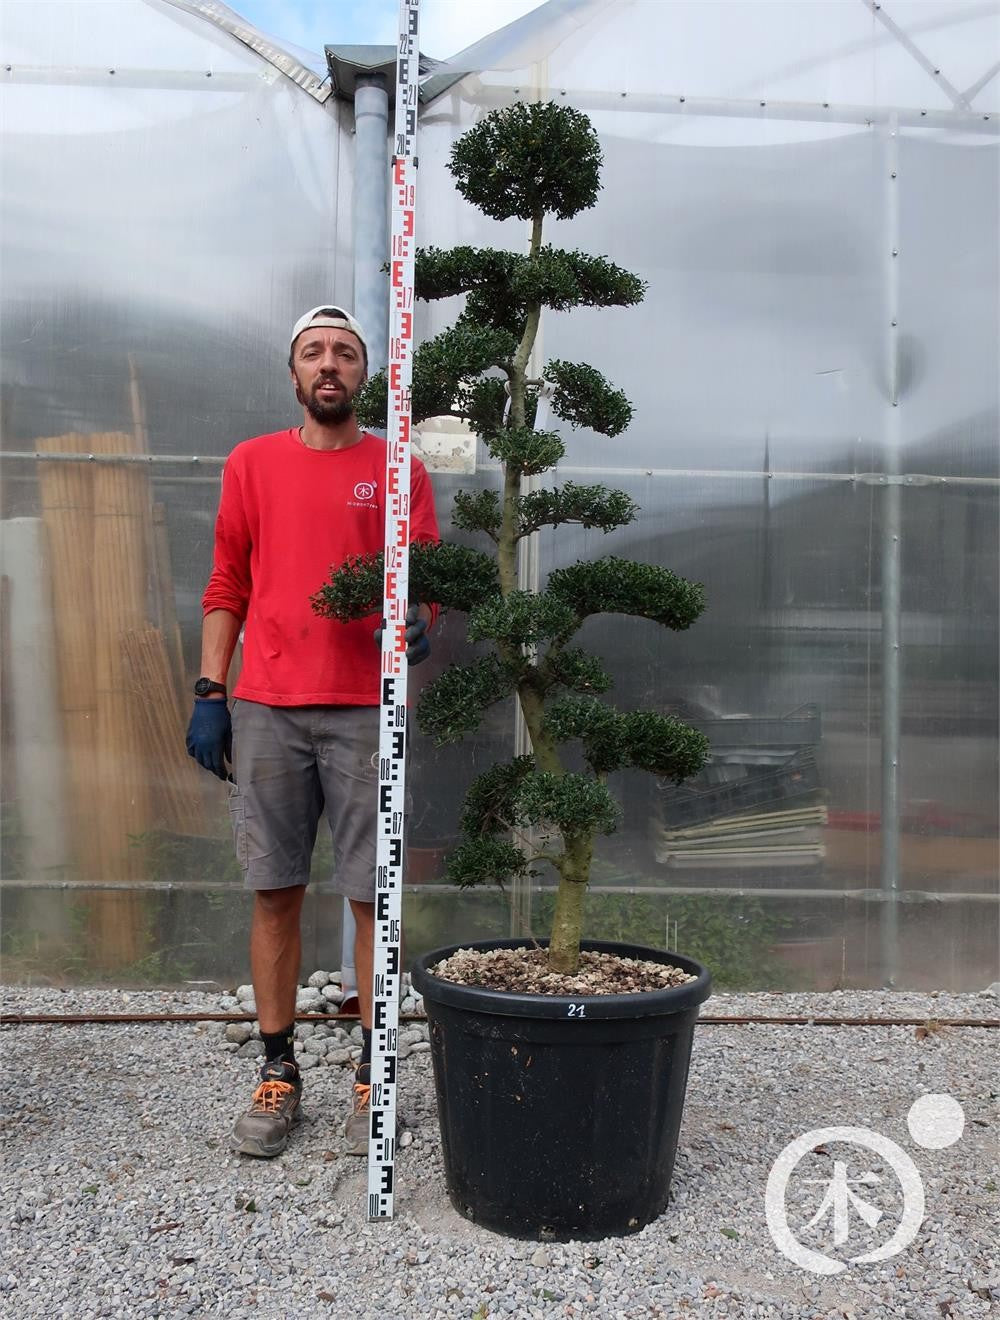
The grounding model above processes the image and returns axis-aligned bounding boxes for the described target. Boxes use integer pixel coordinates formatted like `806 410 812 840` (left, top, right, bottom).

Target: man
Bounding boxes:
186 306 439 1158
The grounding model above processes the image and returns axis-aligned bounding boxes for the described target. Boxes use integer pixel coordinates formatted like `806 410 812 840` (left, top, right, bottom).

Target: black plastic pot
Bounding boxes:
411 938 711 1241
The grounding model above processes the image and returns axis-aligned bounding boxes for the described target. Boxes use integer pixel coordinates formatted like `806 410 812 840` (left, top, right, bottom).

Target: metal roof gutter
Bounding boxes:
159 0 332 102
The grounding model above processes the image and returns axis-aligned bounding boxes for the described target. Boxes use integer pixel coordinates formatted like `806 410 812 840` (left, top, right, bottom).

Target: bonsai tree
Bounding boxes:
312 101 709 975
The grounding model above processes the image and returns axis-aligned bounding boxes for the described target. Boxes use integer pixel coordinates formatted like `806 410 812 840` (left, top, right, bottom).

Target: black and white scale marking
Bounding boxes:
368 0 420 1222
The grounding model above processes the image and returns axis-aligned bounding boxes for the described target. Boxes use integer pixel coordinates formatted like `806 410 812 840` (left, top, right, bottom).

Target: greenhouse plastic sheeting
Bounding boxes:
0 0 996 989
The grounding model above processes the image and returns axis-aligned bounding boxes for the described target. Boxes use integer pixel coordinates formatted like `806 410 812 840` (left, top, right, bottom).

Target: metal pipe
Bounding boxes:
861 0 971 111
470 84 997 134
2 1011 995 1028
1 879 995 902
881 113 902 987
2 65 272 92
352 73 389 373
5 454 997 489
1 451 224 465
343 70 390 997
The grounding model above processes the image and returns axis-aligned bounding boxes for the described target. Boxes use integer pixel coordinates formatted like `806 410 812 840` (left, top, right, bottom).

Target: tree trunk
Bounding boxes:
502 204 594 976
548 832 593 973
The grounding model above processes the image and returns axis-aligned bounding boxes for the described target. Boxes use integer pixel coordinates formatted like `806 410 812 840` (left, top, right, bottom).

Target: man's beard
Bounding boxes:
294 373 357 425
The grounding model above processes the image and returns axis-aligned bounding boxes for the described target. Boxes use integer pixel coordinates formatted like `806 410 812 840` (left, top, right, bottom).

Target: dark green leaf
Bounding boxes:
449 102 603 222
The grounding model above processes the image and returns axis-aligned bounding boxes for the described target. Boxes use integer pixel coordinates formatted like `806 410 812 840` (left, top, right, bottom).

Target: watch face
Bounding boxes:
194 678 221 697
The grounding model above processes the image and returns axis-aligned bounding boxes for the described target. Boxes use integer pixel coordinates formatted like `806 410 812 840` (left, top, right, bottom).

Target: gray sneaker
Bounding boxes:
344 1072 404 1155
230 1059 302 1158
344 1076 371 1156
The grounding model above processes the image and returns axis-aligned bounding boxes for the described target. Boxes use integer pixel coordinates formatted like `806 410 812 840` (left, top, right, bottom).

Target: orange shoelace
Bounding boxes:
251 1079 295 1114
353 1082 371 1115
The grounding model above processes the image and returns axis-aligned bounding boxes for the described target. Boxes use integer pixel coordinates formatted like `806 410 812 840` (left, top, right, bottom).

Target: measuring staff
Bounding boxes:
368 0 422 1220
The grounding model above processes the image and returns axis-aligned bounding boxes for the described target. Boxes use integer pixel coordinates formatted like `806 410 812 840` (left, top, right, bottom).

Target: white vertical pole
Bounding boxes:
0 518 70 878
367 0 420 1221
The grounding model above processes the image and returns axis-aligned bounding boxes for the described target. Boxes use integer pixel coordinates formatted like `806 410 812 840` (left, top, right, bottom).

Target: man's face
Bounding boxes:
290 327 367 424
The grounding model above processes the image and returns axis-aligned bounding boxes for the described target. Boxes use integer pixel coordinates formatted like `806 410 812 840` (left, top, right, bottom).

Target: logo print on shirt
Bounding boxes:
354 480 377 501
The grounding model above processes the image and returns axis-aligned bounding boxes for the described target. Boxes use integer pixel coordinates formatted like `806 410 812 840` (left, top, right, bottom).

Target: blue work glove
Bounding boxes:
185 698 232 779
374 603 430 666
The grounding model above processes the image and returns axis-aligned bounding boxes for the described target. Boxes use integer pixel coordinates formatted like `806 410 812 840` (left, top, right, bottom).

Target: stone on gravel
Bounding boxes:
1 983 995 1320
431 946 697 995
224 1023 253 1045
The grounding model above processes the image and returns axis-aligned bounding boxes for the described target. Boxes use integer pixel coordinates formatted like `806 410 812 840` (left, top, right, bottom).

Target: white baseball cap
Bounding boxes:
289 305 368 356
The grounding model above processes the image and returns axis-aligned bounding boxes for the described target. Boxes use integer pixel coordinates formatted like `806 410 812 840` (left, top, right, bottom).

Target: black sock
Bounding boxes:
261 1025 296 1066
356 1027 372 1085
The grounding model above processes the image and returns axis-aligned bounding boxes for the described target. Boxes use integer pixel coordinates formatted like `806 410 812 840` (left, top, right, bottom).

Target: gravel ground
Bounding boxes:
1 983 997 1320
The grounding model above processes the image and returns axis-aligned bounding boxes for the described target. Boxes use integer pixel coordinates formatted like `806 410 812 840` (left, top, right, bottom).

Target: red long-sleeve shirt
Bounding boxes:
203 428 440 706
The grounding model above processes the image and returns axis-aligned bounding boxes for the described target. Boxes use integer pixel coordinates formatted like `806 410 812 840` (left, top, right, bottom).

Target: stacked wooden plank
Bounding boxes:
653 804 828 868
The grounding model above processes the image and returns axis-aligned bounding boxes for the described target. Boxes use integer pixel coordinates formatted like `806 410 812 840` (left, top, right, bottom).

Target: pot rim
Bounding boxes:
410 937 712 1020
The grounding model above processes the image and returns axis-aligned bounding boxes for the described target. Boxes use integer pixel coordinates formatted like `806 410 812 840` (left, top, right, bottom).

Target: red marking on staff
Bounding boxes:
389 362 401 390
395 519 408 548
393 158 405 185
386 570 398 600
402 209 414 237
391 259 404 287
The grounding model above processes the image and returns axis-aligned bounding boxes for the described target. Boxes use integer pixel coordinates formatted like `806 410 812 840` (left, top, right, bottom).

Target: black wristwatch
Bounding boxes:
194 677 228 698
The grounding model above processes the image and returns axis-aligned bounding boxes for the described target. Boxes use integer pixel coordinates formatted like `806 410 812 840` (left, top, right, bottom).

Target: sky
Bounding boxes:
229 0 548 62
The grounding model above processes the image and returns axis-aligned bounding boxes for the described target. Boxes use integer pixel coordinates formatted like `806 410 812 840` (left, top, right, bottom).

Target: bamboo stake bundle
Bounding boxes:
151 503 185 704
91 430 152 870
89 430 155 964
36 433 101 877
121 626 207 836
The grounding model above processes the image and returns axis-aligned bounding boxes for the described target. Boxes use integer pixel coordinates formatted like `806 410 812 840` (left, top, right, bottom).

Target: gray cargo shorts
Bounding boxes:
228 700 401 900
